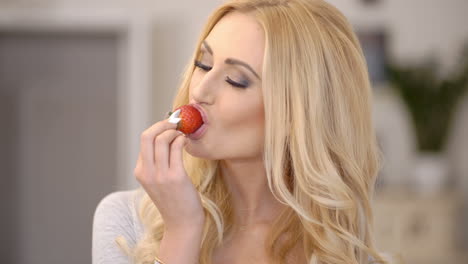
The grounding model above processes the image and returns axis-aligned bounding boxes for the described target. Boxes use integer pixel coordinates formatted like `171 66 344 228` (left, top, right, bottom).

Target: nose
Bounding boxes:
189 71 218 105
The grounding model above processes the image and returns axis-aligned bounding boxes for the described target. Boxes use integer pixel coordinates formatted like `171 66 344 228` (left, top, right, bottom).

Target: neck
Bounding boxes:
219 157 284 228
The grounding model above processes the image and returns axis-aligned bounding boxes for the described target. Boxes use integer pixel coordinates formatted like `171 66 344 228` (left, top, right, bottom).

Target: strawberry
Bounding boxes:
169 105 204 134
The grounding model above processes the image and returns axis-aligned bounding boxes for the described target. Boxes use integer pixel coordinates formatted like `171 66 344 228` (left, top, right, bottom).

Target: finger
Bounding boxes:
154 129 184 174
140 120 177 166
133 152 143 177
136 152 142 170
169 134 187 171
137 151 142 164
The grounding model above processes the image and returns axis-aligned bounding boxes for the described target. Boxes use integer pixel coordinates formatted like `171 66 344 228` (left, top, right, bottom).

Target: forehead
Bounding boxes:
204 11 265 73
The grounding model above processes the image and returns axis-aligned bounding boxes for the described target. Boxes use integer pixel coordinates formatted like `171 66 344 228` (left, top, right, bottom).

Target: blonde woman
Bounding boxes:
92 0 389 263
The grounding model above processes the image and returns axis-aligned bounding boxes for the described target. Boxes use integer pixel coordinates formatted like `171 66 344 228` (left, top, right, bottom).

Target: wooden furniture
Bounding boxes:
372 190 466 264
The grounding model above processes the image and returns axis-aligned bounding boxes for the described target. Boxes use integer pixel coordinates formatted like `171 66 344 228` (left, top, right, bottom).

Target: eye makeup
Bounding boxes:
201 40 261 80
225 76 250 88
194 60 212 71
193 60 251 89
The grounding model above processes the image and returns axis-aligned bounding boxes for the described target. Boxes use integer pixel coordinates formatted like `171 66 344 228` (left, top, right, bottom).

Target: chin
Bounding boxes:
184 142 218 160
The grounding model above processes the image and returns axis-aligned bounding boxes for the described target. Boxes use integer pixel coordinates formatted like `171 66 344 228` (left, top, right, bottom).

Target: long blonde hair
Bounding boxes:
118 0 388 263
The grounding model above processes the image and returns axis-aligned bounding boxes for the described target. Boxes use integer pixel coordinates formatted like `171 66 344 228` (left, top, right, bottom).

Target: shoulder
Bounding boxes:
93 188 146 237
94 189 143 217
92 188 146 263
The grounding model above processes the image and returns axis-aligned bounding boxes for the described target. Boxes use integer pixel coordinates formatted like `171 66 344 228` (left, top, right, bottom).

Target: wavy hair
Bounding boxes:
117 0 388 263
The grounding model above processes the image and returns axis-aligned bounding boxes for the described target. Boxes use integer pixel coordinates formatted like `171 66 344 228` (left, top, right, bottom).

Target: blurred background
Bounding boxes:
0 0 467 263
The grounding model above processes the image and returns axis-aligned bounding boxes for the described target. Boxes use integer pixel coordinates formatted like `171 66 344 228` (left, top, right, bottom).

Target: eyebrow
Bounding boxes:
202 41 261 80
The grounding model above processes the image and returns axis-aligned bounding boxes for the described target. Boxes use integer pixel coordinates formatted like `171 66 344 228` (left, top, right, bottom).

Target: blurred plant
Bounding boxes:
386 43 468 152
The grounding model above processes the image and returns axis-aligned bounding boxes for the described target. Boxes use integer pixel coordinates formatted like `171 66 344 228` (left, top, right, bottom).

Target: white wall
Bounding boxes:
328 0 468 73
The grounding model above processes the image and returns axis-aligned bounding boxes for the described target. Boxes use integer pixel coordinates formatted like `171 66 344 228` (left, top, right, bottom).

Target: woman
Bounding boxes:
93 0 388 263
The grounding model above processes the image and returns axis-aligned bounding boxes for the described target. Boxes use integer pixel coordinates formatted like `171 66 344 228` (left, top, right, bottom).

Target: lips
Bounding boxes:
190 104 209 125
186 104 208 140
187 122 208 140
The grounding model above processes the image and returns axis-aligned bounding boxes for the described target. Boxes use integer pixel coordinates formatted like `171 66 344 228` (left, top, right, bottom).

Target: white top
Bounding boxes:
92 189 145 264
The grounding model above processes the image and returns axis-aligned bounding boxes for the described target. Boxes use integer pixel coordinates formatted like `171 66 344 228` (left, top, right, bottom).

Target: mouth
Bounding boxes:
187 103 208 140
187 122 208 140
190 103 209 125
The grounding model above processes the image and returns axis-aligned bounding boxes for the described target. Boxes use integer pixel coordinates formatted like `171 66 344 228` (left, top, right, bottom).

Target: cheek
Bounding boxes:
221 95 263 126
218 95 265 144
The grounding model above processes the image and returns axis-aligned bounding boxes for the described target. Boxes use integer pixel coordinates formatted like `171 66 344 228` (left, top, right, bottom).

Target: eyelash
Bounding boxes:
194 60 249 89
194 60 212 71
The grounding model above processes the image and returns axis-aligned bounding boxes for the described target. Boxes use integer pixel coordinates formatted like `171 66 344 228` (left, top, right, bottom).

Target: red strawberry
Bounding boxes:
171 105 204 134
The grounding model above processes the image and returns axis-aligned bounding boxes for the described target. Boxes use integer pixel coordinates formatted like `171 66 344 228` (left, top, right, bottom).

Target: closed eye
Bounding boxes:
194 60 212 71
225 76 249 88
194 60 250 89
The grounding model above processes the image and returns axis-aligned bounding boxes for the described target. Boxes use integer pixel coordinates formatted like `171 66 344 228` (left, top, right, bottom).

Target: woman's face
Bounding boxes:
185 11 265 161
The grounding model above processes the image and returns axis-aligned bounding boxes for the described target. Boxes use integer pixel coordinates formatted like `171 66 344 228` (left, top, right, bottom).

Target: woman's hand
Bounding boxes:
134 120 205 233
